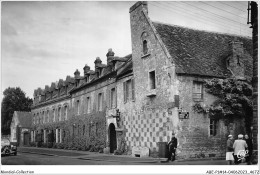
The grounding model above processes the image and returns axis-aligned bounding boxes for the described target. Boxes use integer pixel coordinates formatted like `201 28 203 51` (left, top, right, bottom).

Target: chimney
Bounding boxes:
229 40 244 56
83 64 90 75
74 69 80 79
227 40 245 79
94 57 102 72
106 48 115 71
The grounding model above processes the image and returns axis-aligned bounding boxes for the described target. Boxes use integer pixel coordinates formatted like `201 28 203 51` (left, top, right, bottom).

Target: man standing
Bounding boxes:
244 134 253 165
168 133 178 161
233 134 248 164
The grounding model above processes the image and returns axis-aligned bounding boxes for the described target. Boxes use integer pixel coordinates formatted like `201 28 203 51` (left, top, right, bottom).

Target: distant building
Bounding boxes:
30 1 253 159
10 111 32 146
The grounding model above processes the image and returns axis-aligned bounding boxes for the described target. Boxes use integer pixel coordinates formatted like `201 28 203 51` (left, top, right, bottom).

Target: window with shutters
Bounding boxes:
110 88 116 108
98 93 102 111
123 78 135 103
193 81 203 101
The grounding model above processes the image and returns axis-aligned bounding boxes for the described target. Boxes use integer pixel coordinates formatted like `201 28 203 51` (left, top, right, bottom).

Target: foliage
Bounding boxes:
32 112 107 152
193 78 253 132
1 87 33 135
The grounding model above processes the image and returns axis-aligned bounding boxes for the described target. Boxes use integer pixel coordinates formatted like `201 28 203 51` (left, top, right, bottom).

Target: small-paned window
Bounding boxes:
123 79 135 103
149 71 156 90
210 119 217 136
193 81 203 100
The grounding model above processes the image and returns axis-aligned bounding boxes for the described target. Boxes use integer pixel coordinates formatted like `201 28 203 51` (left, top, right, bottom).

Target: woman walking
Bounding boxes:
226 135 234 165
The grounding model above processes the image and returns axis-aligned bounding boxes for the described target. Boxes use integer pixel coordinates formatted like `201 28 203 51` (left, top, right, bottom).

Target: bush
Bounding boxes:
36 141 42 147
114 149 122 155
47 142 53 148
42 143 48 148
53 143 57 149
29 142 36 147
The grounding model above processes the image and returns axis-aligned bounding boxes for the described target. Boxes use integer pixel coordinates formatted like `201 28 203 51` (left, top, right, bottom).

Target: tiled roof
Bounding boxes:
116 55 133 77
153 22 253 78
15 111 32 128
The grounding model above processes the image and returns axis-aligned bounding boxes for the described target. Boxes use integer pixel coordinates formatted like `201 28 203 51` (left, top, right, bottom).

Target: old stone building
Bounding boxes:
114 1 253 159
31 49 132 151
29 1 253 160
10 111 32 146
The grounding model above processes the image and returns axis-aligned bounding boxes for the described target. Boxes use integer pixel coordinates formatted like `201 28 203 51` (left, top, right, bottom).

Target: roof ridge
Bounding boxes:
152 21 251 39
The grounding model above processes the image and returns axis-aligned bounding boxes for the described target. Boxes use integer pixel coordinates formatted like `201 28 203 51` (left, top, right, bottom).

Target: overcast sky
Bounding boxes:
1 1 252 99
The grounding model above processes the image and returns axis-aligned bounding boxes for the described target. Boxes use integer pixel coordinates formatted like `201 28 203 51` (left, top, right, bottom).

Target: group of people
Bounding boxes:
167 132 253 164
226 134 253 165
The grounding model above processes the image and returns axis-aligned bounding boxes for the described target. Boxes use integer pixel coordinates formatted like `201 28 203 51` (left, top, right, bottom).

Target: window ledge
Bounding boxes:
193 98 203 102
141 53 151 58
146 89 156 97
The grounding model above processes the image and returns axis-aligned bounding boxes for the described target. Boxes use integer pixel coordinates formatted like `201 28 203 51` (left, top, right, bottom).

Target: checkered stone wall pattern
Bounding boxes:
123 110 173 153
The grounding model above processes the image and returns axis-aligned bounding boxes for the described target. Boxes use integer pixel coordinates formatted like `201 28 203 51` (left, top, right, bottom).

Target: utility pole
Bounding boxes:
247 1 258 163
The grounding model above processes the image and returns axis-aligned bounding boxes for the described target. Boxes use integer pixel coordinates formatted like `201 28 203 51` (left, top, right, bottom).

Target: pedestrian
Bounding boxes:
226 135 234 165
168 133 178 161
244 134 253 165
233 134 248 164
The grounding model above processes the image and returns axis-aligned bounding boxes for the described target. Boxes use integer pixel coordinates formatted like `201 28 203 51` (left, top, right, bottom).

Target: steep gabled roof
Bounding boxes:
14 111 32 128
153 22 253 78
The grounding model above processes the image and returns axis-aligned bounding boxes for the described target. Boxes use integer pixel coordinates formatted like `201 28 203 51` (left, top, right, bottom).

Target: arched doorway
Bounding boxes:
109 123 117 153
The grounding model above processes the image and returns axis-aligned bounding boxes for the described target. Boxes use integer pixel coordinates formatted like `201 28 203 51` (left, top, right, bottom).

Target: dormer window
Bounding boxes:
97 71 100 78
143 40 148 55
85 76 89 83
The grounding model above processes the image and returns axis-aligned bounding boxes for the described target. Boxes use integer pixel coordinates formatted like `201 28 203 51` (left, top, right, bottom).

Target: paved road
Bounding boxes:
1 152 229 165
1 152 160 165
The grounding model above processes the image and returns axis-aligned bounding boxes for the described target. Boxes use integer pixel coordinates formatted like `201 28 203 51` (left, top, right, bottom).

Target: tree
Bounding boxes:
1 87 33 135
193 78 253 133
